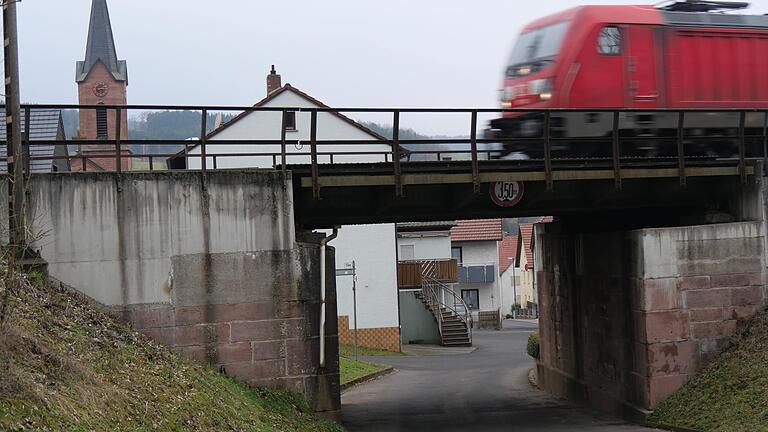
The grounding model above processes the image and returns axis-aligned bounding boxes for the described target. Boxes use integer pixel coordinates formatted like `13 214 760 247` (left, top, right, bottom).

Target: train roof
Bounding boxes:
521 3 768 32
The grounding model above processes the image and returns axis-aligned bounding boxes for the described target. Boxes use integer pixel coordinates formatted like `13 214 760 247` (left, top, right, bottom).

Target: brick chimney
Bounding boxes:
266 65 281 95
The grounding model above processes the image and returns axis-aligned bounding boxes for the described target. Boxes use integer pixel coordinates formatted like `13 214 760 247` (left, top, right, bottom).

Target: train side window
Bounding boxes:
597 26 622 55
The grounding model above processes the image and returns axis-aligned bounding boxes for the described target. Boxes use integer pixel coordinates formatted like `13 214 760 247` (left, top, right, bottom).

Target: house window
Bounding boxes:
597 26 622 55
283 111 296 131
451 247 462 264
400 244 415 261
461 289 479 310
96 104 108 139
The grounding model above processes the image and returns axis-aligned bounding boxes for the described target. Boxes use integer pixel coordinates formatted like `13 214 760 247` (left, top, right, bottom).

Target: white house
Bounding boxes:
449 219 503 315
515 217 553 318
177 68 402 352
396 221 454 261
498 234 521 317
396 221 455 345
517 223 536 314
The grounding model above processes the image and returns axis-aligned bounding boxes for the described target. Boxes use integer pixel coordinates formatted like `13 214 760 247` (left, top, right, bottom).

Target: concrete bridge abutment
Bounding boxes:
21 171 341 418
535 214 767 421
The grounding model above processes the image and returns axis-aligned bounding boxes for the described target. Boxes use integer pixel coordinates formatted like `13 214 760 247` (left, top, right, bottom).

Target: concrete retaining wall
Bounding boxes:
25 171 340 416
27 171 295 306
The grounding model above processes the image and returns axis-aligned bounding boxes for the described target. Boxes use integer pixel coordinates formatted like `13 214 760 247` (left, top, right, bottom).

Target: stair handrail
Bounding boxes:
419 260 473 345
435 280 473 345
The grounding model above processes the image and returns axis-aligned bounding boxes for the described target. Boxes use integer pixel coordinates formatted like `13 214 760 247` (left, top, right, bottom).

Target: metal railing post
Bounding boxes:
23 106 30 182
544 111 553 191
392 110 403 197
677 111 686 187
200 109 208 190
738 111 746 184
310 110 320 199
280 110 287 170
470 110 480 194
763 111 768 177
611 111 621 190
114 107 122 173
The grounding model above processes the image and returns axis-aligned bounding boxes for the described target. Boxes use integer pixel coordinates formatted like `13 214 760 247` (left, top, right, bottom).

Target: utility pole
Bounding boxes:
3 0 25 254
512 265 517 319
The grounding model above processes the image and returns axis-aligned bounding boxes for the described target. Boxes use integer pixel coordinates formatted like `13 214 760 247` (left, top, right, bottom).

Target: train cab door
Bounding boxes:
626 25 661 108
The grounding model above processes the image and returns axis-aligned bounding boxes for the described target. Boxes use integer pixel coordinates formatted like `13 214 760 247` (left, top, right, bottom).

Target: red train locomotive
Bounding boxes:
488 1 768 158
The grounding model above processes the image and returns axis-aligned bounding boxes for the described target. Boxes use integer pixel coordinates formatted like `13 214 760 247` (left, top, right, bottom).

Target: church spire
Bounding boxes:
76 0 127 83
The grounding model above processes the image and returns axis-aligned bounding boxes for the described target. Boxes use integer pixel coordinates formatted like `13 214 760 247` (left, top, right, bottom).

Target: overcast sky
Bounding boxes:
12 0 768 135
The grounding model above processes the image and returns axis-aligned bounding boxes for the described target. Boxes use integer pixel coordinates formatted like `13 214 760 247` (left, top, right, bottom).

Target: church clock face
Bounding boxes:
93 81 109 98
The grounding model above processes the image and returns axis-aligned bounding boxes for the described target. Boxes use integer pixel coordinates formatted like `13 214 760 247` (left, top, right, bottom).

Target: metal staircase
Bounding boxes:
413 261 473 347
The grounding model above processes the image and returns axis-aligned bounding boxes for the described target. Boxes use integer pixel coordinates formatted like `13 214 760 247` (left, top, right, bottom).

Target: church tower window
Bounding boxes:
96 104 108 139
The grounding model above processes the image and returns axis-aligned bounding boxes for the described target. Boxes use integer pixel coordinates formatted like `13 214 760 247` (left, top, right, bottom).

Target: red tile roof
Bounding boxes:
498 235 519 274
519 223 535 270
450 219 503 242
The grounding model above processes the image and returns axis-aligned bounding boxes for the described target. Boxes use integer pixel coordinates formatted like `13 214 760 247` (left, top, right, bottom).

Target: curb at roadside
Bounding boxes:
341 367 396 393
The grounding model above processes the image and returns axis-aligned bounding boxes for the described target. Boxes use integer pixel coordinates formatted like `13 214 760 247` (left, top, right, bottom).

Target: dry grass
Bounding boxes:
0 266 342 432
650 308 768 432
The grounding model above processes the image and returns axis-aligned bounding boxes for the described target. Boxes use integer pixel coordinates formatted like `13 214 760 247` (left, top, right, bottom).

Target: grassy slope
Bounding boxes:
0 271 342 432
650 308 768 432
339 358 387 386
338 344 401 385
339 344 405 359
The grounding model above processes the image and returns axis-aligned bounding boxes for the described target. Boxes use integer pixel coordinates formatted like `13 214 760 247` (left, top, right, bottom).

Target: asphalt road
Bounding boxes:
342 320 660 432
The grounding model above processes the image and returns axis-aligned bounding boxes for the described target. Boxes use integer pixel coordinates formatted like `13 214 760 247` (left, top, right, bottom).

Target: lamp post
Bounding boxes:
508 257 517 319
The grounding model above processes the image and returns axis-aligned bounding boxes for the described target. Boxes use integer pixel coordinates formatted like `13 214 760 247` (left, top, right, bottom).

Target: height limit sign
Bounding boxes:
489 181 524 207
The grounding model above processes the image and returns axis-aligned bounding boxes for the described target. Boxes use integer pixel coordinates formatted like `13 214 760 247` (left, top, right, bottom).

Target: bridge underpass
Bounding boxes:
287 158 767 423
8 104 768 425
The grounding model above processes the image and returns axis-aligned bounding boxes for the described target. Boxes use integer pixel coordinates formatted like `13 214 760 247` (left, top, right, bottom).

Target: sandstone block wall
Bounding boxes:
126 245 340 414
536 220 766 420
630 221 767 409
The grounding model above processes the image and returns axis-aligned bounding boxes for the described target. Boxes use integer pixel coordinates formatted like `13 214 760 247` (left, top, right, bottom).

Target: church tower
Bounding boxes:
74 0 130 170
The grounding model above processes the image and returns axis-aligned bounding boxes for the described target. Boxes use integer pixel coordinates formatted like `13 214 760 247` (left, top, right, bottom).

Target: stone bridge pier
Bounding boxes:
22 171 341 418
535 204 768 420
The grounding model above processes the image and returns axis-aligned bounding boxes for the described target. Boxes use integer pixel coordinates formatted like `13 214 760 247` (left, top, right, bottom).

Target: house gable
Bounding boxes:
180 85 393 169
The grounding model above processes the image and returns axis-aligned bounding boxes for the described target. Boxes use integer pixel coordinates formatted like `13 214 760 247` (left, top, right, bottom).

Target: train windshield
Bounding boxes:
507 21 570 76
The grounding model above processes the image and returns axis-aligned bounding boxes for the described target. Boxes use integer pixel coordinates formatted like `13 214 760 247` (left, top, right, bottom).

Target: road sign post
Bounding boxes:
336 261 359 360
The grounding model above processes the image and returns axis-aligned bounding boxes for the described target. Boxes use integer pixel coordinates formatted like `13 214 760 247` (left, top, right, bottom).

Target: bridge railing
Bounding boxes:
6 104 768 197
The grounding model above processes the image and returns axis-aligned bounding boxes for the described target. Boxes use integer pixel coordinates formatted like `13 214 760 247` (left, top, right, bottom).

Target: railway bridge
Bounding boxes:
7 104 768 422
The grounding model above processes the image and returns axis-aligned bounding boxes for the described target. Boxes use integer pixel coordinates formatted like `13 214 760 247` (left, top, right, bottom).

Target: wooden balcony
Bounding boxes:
397 259 458 289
